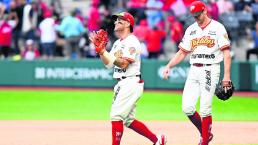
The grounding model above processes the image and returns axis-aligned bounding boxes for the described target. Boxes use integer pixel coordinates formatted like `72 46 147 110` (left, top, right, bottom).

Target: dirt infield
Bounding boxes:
0 121 257 145
0 87 257 145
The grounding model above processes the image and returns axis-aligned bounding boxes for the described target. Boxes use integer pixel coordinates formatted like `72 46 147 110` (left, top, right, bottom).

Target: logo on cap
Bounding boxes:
113 12 135 27
190 1 206 14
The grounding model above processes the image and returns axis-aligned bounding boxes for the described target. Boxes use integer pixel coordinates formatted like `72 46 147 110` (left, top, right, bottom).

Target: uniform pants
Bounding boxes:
182 64 220 117
110 77 144 127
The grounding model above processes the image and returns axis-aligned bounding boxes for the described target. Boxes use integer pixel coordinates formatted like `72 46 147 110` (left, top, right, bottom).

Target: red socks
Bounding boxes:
112 121 124 145
188 111 202 134
112 120 158 144
188 112 213 145
202 116 212 145
129 119 158 143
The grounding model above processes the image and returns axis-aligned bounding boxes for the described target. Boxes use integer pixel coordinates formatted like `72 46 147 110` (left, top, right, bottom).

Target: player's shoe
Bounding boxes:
154 134 167 145
198 133 213 145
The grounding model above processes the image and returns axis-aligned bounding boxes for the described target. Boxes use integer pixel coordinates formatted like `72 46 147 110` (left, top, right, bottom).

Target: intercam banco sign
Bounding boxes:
35 67 113 80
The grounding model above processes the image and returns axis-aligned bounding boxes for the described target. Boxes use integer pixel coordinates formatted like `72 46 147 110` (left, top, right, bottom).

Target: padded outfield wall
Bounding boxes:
0 59 257 91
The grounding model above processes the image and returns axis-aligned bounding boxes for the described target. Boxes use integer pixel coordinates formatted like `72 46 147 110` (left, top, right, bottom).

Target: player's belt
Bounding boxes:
193 63 212 67
116 75 141 81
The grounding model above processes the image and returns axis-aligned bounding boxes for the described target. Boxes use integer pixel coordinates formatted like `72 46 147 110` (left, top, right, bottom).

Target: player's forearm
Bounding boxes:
223 49 232 80
99 51 129 69
99 50 116 68
166 50 187 68
99 53 110 65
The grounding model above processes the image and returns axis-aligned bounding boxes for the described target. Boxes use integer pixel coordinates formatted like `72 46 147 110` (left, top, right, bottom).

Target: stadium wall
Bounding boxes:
0 60 257 91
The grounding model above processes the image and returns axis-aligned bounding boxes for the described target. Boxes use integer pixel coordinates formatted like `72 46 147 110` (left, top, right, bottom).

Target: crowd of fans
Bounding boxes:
0 0 257 60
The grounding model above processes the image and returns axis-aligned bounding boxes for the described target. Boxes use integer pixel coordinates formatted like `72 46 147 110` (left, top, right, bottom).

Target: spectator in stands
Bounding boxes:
0 14 12 58
145 26 166 59
133 19 150 42
207 0 219 21
234 0 251 12
8 1 19 29
161 0 176 11
217 0 234 14
127 0 147 22
167 16 183 50
145 0 163 29
0 2 6 18
246 21 258 60
22 1 36 41
251 0 258 21
13 0 26 54
100 0 111 10
34 0 50 26
88 0 101 32
39 11 56 60
55 9 86 59
21 39 40 60
112 1 126 15
74 8 86 26
170 0 187 17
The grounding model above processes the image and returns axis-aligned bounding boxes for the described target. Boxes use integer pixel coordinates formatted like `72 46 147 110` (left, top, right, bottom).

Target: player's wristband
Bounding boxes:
103 51 116 68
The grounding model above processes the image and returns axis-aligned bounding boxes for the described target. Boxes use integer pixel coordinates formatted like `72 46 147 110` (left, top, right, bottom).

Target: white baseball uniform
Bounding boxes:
109 34 144 127
178 20 230 117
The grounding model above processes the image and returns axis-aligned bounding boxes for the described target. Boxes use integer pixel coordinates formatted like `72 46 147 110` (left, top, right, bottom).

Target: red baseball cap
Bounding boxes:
189 1 206 17
112 12 135 27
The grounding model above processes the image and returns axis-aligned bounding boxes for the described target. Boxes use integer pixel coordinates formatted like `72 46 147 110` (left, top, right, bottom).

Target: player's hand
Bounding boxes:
89 29 108 54
163 66 171 80
222 79 232 93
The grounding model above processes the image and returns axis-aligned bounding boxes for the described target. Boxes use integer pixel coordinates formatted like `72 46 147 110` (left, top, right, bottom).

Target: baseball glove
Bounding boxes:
90 29 108 54
215 81 235 101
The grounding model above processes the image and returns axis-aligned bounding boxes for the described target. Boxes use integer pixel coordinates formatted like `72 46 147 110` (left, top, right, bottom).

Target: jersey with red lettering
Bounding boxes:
110 34 141 78
179 20 230 64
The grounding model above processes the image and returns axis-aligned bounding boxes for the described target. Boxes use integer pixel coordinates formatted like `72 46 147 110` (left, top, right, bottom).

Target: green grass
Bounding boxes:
0 90 257 121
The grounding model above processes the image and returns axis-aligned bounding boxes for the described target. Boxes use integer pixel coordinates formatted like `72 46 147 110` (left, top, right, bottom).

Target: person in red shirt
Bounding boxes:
145 26 166 59
167 16 184 51
207 0 219 21
133 19 150 42
88 0 101 32
0 15 12 58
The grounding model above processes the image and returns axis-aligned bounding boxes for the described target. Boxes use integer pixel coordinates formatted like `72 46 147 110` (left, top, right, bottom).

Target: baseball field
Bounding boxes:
0 87 257 145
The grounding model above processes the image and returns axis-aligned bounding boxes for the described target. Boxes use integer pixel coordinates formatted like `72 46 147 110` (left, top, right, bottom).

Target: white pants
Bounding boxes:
182 64 220 117
110 77 144 127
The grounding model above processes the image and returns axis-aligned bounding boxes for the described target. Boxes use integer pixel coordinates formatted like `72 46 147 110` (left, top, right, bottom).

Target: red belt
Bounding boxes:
193 63 212 67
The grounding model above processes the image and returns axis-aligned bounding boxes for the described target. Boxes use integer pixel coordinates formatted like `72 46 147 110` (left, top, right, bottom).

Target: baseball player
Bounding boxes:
89 12 166 145
163 1 232 145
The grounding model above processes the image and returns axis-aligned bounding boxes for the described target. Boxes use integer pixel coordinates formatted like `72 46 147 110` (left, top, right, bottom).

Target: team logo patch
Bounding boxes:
129 47 136 55
190 36 215 50
114 50 123 58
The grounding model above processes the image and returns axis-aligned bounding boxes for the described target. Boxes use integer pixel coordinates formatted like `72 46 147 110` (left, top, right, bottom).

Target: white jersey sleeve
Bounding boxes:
217 24 230 50
178 26 192 53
